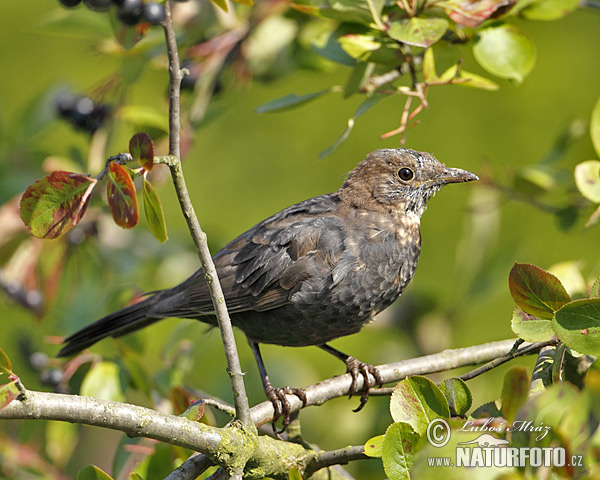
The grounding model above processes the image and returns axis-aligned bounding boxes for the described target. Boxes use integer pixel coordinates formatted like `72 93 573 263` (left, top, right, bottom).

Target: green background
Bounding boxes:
0 2 599 479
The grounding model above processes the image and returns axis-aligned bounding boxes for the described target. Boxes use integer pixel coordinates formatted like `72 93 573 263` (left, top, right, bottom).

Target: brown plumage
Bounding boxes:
58 148 478 422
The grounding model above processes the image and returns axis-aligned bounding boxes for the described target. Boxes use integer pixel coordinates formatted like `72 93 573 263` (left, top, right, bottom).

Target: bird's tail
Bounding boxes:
57 294 163 357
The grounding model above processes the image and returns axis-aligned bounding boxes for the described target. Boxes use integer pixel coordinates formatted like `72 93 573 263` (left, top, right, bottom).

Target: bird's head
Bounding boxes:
339 148 478 216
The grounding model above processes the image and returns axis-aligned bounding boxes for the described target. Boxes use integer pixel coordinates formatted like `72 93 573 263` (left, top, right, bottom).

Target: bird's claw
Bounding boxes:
344 356 383 412
265 385 307 430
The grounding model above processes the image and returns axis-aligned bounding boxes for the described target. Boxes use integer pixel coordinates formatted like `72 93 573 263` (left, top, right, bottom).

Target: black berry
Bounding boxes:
143 2 166 26
58 0 82 7
117 0 143 26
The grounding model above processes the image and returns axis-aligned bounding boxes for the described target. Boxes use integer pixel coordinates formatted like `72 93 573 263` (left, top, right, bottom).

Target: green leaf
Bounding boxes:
80 361 125 402
456 69 500 91
553 298 600 356
508 262 571 319
129 133 155 171
0 381 19 410
311 28 356 67
343 62 373 98
367 0 385 28
255 88 335 114
76 465 115 480
592 97 600 158
129 474 144 480
364 434 385 458
500 366 529 423
439 378 472 416
511 307 554 342
473 23 536 83
319 94 384 158
591 277 600 298
324 0 375 25
390 376 450 436
143 179 168 243
46 421 78 468
20 171 97 239
320 118 355 159
585 204 600 229
288 467 302 480
575 160 600 203
423 42 460 82
338 34 380 60
210 0 229 12
117 105 169 133
106 162 139 230
382 422 419 480
179 399 205 422
0 346 12 374
520 0 579 21
388 17 448 48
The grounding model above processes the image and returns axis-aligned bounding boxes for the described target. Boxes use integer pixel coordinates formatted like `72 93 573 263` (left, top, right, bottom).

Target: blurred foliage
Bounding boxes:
0 0 600 479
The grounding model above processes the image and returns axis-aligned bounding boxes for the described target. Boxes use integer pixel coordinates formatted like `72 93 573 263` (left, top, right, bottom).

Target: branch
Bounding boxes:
305 446 368 477
247 338 529 426
0 389 310 479
0 390 222 454
0 339 541 479
162 1 251 427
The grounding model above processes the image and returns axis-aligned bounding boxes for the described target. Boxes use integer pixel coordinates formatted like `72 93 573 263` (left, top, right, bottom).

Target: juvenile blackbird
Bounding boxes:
58 148 477 422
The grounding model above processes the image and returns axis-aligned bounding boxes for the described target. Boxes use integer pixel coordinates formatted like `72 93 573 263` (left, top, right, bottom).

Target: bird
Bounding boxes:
58 148 478 424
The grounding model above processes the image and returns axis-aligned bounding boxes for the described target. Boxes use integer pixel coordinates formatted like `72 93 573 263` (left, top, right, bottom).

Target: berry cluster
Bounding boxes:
58 0 168 27
55 91 111 134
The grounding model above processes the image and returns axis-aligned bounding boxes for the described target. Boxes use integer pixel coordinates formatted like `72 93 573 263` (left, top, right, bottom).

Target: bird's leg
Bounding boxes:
249 341 307 428
319 344 384 412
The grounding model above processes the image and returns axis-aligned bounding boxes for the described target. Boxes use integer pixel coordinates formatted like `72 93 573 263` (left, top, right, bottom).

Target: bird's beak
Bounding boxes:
435 167 479 185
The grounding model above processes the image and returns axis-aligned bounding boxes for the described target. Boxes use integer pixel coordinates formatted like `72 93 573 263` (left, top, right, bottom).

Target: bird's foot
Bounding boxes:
265 384 307 429
344 356 383 412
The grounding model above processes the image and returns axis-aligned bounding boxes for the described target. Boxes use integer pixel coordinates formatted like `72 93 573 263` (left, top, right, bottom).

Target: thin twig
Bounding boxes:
163 454 214 480
162 1 251 427
459 339 557 382
305 446 369 477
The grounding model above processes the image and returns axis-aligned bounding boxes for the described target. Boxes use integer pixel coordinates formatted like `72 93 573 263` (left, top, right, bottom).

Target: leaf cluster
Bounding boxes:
256 0 582 155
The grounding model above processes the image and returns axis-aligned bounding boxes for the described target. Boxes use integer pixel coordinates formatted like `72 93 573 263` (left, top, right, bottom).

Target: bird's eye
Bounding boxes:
397 167 414 181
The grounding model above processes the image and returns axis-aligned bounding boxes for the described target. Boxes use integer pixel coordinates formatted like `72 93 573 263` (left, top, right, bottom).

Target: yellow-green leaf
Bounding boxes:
143 179 167 243
473 23 535 83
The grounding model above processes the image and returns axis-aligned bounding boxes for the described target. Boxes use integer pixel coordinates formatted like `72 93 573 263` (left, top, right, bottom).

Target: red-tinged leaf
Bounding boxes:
143 179 167 243
179 399 205 422
0 381 19 410
129 133 155 171
509 262 571 319
364 434 384 458
0 346 12 374
20 171 97 239
511 307 554 342
106 163 139 229
443 0 516 28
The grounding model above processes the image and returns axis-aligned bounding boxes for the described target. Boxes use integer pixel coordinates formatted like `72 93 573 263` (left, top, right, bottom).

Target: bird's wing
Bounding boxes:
153 194 351 317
